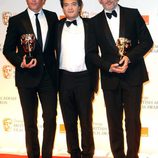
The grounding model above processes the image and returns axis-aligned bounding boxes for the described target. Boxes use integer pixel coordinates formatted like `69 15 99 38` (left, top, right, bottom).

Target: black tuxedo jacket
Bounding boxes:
56 17 99 93
87 5 153 90
3 9 58 89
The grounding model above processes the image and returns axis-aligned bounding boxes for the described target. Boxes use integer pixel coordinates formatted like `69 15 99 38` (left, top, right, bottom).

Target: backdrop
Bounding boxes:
0 0 158 158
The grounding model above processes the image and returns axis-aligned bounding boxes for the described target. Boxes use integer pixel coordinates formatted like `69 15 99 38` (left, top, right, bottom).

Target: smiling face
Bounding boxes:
62 0 82 20
26 0 46 13
99 0 118 11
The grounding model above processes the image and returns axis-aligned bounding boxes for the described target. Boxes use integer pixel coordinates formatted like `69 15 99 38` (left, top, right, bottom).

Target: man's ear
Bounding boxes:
98 0 102 4
43 0 46 4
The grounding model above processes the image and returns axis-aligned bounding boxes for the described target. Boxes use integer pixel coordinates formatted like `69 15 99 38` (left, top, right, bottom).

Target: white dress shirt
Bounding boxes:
59 16 87 72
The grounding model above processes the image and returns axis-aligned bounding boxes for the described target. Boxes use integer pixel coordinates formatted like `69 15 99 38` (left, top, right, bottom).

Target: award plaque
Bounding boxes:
116 37 131 66
21 34 35 63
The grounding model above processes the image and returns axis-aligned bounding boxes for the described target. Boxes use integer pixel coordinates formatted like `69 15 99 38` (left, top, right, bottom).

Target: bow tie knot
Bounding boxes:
65 20 77 27
106 10 117 19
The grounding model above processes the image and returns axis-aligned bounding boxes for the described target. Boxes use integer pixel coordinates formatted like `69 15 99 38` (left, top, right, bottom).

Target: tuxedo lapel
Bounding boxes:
43 11 50 51
21 10 34 34
21 10 41 51
119 6 126 37
82 18 88 53
99 11 116 50
57 20 65 57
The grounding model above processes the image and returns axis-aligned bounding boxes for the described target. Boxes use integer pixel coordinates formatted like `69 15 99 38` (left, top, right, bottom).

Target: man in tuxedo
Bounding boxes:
86 0 153 158
56 0 98 157
3 0 58 158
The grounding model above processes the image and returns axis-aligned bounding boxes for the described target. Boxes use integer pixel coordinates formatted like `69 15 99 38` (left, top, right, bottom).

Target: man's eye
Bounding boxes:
63 2 78 7
72 2 78 6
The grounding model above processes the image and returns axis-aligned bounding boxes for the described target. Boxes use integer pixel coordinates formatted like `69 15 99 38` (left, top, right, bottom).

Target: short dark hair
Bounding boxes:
60 0 83 8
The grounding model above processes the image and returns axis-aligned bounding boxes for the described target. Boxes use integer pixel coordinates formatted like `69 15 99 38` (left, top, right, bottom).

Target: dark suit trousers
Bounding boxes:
59 70 94 158
17 69 57 158
103 81 142 158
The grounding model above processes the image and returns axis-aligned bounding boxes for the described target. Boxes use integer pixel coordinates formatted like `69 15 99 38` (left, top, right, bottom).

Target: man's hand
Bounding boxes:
119 55 130 67
109 56 130 74
21 55 37 69
109 63 127 73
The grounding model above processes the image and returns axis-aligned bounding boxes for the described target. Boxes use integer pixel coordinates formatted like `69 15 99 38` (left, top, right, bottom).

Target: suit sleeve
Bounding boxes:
127 9 153 63
86 18 111 72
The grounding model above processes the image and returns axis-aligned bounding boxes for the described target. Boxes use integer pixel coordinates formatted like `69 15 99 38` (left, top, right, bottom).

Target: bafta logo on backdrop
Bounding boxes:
2 65 14 79
2 11 12 26
3 118 13 132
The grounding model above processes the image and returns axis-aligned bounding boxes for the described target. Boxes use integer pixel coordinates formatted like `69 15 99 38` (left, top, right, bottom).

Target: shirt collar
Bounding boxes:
27 8 44 19
66 16 81 22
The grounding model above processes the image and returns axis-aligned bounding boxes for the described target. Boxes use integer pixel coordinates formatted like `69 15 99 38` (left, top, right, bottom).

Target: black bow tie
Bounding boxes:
65 20 77 27
106 10 117 19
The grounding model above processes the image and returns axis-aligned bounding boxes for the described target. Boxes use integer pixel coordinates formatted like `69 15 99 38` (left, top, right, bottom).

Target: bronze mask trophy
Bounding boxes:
21 34 35 63
116 37 131 66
